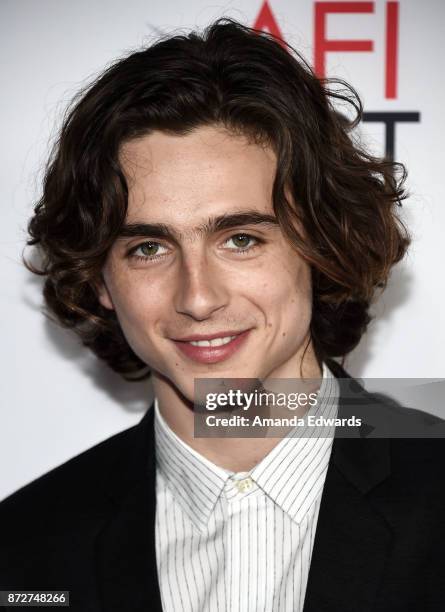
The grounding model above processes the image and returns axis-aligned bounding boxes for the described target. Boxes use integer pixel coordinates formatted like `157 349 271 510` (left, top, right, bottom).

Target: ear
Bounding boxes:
94 275 115 311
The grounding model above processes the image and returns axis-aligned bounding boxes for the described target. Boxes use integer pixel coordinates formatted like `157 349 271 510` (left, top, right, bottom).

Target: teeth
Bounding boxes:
189 335 237 347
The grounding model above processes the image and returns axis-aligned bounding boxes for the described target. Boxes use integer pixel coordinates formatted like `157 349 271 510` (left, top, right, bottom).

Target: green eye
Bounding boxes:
139 242 159 256
231 234 252 248
129 241 168 261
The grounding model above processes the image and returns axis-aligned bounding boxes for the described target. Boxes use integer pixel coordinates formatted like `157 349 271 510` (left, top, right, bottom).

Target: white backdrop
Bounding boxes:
1 0 444 501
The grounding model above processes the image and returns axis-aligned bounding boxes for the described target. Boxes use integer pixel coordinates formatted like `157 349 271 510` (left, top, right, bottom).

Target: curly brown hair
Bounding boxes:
24 17 410 381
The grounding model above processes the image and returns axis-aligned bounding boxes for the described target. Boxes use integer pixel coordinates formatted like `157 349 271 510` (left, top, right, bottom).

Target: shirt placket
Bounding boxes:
224 473 264 612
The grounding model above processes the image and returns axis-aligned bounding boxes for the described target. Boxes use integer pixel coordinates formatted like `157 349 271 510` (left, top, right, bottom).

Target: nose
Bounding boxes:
174 250 229 321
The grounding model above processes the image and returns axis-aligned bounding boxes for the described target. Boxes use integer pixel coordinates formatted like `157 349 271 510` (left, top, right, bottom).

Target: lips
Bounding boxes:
171 329 251 364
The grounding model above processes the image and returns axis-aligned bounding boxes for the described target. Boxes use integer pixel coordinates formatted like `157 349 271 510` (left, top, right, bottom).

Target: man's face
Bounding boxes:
98 124 315 402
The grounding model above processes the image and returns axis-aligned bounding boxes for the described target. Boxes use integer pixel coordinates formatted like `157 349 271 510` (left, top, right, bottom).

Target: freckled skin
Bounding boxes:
97 125 321 464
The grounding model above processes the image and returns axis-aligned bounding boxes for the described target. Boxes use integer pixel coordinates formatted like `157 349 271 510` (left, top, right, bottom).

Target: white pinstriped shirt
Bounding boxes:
154 363 339 612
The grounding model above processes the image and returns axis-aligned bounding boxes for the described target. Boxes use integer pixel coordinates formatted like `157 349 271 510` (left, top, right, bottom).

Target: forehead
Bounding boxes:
118 125 278 225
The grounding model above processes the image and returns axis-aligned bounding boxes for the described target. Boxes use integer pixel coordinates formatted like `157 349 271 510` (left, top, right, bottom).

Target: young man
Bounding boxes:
1 18 444 612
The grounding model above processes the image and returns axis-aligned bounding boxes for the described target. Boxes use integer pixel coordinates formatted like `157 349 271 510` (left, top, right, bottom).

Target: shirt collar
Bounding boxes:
154 402 230 532
154 362 339 532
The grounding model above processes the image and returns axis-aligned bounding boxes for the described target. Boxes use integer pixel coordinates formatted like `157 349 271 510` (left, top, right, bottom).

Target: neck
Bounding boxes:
153 343 322 473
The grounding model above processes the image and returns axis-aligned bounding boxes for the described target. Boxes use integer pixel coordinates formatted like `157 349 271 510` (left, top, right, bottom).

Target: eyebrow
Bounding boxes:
117 210 279 242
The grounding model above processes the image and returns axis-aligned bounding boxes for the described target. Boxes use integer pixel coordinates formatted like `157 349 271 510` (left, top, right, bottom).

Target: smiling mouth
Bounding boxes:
185 335 238 347
171 330 251 364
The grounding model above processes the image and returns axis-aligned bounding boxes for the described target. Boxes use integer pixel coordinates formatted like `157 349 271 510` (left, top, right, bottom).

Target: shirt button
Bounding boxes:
236 477 254 493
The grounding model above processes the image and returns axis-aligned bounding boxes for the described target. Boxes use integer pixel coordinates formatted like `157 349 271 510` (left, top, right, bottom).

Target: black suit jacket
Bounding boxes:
1 360 444 611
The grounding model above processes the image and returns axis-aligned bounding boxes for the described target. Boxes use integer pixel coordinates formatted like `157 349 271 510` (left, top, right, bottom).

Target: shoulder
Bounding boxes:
0 411 149 537
0 408 155 584
324 362 445 534
327 359 445 499
327 357 445 469
326 357 444 432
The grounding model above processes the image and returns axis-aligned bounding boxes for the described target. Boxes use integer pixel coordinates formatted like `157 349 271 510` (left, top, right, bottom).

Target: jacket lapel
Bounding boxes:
95 405 163 612
304 362 393 612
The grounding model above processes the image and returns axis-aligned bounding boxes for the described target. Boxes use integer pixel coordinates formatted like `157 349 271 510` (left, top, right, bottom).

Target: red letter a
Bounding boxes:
253 1 286 48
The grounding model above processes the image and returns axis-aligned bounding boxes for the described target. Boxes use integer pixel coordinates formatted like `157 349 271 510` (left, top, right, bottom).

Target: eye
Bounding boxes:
223 233 260 252
128 241 168 261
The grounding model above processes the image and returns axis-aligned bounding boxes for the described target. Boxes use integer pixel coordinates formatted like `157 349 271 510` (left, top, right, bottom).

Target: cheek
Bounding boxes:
104 270 169 348
267 262 313 357
287 263 312 322
252 256 312 319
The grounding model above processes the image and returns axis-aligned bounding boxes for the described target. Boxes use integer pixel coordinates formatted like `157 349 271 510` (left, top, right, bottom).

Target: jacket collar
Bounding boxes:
326 358 391 493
